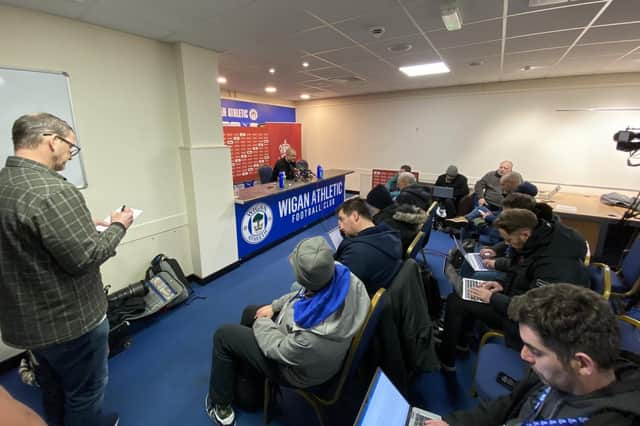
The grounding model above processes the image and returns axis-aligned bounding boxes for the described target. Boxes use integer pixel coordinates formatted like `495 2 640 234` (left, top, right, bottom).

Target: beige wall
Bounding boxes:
296 74 640 196
0 5 195 288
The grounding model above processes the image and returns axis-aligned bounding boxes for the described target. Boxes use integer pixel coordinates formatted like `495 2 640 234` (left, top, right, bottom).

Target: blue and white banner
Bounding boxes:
221 99 296 127
235 176 345 258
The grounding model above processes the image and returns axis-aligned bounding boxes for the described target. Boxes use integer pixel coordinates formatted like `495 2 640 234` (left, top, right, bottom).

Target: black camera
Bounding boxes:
106 281 148 303
614 128 640 152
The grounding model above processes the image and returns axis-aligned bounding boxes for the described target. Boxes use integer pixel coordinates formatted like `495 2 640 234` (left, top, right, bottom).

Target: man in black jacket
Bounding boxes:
434 165 469 217
335 198 403 295
426 284 640 426
270 148 297 181
437 209 589 371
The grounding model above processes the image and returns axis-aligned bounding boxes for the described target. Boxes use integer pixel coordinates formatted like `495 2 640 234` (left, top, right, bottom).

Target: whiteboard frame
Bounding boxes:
0 65 88 189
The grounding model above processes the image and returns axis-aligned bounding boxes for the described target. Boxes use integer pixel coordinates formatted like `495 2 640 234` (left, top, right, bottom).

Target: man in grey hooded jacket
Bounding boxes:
205 237 370 426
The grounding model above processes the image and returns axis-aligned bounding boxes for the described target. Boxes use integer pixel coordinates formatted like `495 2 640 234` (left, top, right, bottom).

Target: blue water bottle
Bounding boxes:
316 164 324 179
278 171 285 189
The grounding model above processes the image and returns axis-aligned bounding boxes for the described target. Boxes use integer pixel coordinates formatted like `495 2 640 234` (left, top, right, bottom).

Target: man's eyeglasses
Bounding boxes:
42 133 81 157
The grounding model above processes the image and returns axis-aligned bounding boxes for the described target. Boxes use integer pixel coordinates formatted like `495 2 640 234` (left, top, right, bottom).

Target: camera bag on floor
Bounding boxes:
145 254 192 308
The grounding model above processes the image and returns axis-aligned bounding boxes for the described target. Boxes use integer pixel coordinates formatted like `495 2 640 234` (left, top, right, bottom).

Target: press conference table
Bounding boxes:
234 169 352 258
543 192 639 256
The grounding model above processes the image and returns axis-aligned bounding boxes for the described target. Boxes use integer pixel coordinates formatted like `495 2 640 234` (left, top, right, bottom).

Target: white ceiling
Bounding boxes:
3 0 640 100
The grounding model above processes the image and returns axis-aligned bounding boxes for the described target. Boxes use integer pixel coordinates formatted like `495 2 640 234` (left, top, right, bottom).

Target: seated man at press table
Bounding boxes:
335 198 403 295
426 284 640 426
205 237 370 426
270 148 297 181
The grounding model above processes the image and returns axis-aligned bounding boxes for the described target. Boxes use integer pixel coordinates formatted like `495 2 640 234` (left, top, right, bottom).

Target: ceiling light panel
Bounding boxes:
399 62 450 76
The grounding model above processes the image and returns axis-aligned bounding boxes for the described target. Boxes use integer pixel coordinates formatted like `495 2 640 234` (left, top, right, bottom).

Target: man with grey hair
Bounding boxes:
475 160 513 209
205 237 370 426
0 113 134 426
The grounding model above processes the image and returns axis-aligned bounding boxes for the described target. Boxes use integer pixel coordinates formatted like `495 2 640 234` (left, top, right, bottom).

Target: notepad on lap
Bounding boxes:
328 226 343 250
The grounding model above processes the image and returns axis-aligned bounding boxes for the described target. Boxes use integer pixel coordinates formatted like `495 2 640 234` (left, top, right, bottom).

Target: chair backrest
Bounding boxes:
308 288 387 405
258 165 273 184
588 263 612 300
620 237 640 288
421 201 438 243
584 240 591 266
617 315 640 354
296 160 309 171
457 193 475 216
405 231 424 259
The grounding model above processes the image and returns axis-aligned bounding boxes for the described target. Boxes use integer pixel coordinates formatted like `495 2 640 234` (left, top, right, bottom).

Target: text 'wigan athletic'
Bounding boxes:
277 182 344 217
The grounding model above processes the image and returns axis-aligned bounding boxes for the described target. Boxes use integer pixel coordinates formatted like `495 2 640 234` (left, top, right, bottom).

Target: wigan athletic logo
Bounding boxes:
241 202 274 244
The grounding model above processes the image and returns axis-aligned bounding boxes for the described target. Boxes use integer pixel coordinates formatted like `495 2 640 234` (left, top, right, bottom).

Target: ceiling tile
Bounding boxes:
503 47 566 72
581 22 640 44
298 55 336 71
428 19 502 49
508 0 606 15
303 67 361 80
440 41 501 63
366 34 437 58
296 0 398 24
0 0 99 19
506 29 580 53
403 0 504 33
594 0 640 26
315 46 378 65
568 41 640 58
507 3 602 37
332 3 419 45
291 26 356 53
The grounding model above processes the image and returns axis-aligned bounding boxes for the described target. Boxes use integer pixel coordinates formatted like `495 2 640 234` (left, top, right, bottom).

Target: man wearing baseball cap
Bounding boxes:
205 237 370 425
434 165 469 217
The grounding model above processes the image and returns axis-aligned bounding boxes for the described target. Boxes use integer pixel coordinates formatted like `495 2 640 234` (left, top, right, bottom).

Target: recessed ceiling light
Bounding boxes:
302 62 309 68
300 94 310 100
269 68 276 74
399 62 450 77
388 43 413 53
265 86 277 93
217 76 227 84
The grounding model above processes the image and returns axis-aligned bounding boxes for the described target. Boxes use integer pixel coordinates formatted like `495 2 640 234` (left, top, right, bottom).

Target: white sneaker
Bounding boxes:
205 394 236 426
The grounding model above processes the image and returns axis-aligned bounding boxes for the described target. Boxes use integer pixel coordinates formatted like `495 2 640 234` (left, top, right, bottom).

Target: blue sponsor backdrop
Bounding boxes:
221 98 296 127
235 176 345 258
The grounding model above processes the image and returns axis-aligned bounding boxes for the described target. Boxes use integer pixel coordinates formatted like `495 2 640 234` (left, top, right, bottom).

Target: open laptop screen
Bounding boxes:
355 370 410 426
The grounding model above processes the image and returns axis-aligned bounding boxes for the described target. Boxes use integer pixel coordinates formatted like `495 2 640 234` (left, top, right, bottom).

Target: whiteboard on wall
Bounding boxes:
0 66 87 188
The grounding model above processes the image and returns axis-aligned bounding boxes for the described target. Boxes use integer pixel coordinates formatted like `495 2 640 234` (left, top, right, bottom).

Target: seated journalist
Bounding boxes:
426 284 640 425
205 237 370 426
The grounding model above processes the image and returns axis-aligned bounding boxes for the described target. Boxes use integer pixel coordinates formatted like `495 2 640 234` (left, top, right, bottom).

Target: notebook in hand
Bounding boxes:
328 226 343 250
452 236 490 272
462 278 489 303
354 368 441 426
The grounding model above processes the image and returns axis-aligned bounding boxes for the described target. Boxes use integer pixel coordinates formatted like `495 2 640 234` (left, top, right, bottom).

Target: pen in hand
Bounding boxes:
120 204 126 212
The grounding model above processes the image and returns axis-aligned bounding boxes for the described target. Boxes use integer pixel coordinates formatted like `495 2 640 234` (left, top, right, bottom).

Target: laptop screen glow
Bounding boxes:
356 370 410 426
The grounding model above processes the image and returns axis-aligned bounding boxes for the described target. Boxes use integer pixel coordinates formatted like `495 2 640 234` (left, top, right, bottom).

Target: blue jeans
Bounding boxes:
33 318 110 426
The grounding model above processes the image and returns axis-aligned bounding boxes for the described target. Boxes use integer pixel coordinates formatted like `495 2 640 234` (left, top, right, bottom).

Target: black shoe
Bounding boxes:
205 394 236 426
435 343 456 372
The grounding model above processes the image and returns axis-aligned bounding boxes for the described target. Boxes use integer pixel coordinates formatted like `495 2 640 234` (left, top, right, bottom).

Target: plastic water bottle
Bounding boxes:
278 171 285 189
316 164 324 179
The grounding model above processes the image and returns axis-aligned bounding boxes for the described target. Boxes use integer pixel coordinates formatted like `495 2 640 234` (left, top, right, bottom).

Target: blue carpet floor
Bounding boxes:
0 216 478 425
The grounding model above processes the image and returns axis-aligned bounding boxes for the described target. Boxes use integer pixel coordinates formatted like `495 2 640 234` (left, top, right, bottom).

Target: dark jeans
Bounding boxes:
209 305 284 409
439 293 513 365
32 318 110 426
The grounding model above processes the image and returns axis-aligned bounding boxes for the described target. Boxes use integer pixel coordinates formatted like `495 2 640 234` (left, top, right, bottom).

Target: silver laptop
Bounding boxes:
452 237 490 272
354 368 441 426
327 226 343 250
461 278 489 303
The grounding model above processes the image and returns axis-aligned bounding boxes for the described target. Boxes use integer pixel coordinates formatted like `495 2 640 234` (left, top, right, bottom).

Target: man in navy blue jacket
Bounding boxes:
335 198 403 295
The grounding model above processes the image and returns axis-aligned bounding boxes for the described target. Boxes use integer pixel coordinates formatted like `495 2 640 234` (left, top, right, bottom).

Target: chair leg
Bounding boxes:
263 379 271 425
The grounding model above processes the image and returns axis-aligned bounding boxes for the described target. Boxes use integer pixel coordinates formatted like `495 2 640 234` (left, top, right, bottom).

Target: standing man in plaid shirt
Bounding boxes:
0 113 134 426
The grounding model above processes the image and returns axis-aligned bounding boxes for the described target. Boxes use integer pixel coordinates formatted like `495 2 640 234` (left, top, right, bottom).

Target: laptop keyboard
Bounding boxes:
463 278 485 302
413 413 429 426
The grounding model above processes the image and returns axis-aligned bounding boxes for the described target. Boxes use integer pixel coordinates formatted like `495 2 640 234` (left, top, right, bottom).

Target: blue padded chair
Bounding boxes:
405 231 425 259
589 237 640 307
408 201 438 264
471 331 527 400
618 315 640 354
263 288 386 426
258 165 273 184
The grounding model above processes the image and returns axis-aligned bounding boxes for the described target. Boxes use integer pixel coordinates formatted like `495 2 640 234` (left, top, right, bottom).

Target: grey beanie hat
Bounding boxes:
446 165 458 177
289 237 335 291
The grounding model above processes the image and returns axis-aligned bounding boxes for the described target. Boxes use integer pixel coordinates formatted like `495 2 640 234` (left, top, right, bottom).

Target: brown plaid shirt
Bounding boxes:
0 156 126 349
